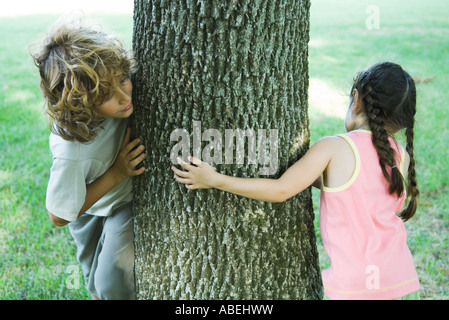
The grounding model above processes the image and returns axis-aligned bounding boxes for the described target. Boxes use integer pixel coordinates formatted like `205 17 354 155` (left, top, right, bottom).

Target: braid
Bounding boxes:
353 62 419 221
363 85 404 197
399 126 419 221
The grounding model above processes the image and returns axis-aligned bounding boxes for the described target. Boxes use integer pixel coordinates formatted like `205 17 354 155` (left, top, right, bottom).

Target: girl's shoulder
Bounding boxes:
321 130 411 175
311 134 355 166
314 134 354 151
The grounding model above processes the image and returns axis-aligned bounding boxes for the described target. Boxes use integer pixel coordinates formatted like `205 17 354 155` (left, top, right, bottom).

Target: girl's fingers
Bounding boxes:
188 156 202 166
177 157 196 171
171 166 190 178
174 174 192 185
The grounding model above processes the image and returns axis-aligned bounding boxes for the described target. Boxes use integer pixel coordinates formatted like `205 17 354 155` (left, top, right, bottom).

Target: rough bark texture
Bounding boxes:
131 0 322 299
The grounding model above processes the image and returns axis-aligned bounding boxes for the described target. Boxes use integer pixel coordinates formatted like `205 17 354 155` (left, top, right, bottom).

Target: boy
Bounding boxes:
32 18 145 299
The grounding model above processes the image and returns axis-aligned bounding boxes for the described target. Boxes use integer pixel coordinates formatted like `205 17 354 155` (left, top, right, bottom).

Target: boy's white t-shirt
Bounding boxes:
46 118 133 222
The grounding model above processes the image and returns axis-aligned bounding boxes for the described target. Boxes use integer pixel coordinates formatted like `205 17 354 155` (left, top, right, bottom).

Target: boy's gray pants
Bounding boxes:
69 202 135 300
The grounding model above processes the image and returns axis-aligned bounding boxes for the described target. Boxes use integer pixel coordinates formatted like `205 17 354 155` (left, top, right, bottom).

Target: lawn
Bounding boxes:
0 0 448 299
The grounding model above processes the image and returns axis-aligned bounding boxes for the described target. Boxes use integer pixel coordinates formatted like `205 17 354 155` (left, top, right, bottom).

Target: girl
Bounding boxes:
172 62 421 300
32 19 146 300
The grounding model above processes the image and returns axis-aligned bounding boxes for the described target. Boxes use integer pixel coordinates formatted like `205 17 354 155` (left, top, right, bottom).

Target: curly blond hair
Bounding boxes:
32 18 137 142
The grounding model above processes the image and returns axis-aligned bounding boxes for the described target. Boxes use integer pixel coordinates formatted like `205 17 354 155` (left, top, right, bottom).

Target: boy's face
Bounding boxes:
96 77 133 119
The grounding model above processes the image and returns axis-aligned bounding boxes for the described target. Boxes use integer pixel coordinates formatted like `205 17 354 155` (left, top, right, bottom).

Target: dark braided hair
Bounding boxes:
351 62 419 221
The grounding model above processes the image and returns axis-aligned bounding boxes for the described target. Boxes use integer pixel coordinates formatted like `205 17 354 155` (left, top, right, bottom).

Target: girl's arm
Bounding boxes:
172 137 334 202
49 128 146 227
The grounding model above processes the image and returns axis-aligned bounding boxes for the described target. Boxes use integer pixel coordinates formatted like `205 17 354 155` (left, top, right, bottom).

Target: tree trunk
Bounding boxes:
131 0 322 299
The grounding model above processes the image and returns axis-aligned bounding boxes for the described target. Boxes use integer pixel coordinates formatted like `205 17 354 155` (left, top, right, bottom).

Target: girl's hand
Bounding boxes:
110 128 146 182
172 156 219 190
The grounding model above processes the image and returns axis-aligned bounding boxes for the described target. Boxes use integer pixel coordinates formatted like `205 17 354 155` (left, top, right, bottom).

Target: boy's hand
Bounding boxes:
110 128 146 182
172 156 219 190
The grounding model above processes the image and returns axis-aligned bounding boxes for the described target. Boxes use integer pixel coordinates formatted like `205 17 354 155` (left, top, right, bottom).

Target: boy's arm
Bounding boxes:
49 128 146 227
48 170 126 227
172 137 333 202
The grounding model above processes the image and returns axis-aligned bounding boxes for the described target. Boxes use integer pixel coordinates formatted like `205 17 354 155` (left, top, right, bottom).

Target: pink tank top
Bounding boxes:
320 130 420 300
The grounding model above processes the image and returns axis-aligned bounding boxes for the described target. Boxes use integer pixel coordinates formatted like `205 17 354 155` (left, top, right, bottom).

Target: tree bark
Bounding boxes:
131 0 322 299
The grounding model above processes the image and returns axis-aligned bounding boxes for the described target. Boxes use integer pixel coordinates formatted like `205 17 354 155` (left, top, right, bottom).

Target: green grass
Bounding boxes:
1 1 448 299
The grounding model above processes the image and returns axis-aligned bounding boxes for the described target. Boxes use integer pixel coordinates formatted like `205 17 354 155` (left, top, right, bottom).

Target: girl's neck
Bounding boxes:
354 123 400 137
355 121 370 131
